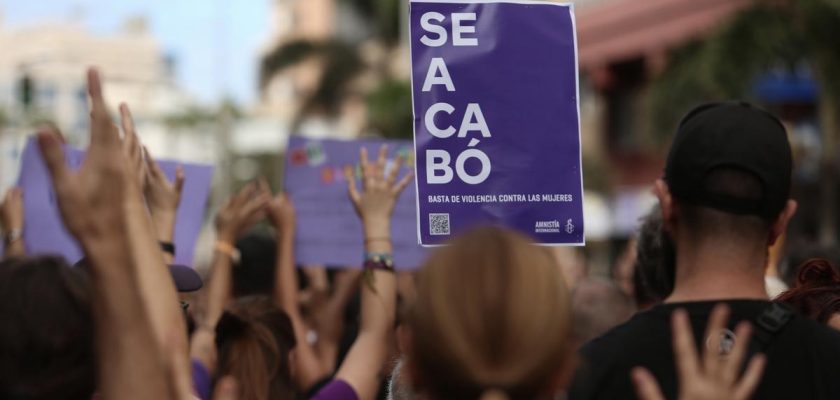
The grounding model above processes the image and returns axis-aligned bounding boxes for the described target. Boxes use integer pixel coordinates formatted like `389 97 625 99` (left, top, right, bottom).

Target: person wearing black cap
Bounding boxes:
569 102 840 400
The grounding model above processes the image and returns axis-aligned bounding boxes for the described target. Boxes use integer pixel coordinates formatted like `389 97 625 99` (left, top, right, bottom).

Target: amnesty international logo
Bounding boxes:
534 219 575 234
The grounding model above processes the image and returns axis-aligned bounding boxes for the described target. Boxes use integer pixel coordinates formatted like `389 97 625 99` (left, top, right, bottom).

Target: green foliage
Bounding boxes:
260 39 365 117
367 79 413 139
650 0 840 142
163 106 218 128
340 0 402 45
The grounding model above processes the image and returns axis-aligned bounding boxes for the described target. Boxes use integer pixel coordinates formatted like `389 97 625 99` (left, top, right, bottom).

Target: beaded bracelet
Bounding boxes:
363 252 395 272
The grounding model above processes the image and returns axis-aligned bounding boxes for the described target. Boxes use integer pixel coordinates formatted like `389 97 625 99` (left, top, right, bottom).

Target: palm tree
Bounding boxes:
258 0 412 139
650 0 840 243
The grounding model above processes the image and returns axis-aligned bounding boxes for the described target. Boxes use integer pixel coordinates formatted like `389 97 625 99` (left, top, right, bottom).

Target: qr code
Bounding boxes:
429 213 451 236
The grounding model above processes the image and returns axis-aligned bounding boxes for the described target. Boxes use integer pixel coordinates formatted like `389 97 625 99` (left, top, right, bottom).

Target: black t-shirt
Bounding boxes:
568 300 840 400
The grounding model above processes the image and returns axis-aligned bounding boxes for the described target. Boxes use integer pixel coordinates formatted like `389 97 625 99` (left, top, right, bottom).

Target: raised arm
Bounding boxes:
191 184 268 376
266 192 329 390
39 68 169 400
334 145 413 400
1 187 25 258
119 104 187 357
143 147 186 265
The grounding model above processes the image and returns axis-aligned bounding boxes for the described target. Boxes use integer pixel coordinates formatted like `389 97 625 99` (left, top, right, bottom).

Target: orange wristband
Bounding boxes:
215 241 241 265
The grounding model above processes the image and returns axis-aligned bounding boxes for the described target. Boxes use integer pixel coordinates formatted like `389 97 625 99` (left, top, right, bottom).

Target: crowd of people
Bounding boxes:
1 67 840 400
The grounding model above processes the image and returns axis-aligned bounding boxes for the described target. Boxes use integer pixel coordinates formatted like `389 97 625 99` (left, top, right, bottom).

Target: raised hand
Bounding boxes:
144 147 185 243
215 183 270 244
344 145 413 237
38 68 131 245
0 187 23 233
1 187 25 257
632 304 766 400
266 195 295 236
120 103 147 190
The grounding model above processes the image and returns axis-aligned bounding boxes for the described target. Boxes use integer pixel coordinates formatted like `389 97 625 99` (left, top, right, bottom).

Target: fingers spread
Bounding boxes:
38 132 69 183
174 166 186 195
393 171 415 195
672 308 700 381
734 354 766 400
345 166 360 203
631 367 666 400
702 304 731 373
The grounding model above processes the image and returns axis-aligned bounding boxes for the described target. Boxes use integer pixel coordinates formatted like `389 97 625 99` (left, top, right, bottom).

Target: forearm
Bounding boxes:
83 237 169 400
274 226 328 388
360 217 397 336
275 227 298 312
124 199 185 347
152 211 177 264
204 250 233 327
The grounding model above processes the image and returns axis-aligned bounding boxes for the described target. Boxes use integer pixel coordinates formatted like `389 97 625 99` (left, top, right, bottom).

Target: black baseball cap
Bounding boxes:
74 259 203 292
664 101 792 221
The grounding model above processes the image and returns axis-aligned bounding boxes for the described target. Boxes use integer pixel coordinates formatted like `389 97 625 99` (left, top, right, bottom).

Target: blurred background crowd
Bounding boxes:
1 0 838 285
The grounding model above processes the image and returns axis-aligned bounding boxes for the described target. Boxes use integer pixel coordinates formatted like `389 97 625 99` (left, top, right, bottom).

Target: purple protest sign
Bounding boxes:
15 137 214 266
410 0 584 245
284 137 426 270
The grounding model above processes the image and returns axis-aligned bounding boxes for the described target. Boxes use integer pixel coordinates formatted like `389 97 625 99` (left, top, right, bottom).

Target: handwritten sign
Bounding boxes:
284 137 426 270
15 137 214 266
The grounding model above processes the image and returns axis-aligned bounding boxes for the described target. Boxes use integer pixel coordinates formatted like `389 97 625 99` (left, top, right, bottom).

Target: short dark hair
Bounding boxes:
0 256 96 400
677 167 772 242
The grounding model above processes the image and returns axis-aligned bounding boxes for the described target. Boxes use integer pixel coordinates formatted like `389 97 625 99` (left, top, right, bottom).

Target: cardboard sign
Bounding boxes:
284 137 427 270
16 137 214 266
410 0 585 245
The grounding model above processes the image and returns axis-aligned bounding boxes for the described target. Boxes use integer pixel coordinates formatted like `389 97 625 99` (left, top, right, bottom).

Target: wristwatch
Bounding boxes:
4 229 22 244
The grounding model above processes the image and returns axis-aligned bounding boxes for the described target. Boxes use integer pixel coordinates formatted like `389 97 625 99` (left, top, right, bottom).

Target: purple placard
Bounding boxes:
284 137 427 270
15 137 214 266
410 0 584 245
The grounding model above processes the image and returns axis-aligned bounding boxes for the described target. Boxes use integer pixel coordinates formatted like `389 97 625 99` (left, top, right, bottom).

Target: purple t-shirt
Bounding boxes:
192 359 212 400
311 380 359 400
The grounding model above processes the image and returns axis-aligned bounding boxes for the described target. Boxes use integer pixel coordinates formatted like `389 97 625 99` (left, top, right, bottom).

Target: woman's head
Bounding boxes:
777 259 840 330
0 256 95 400
405 227 573 400
215 296 297 400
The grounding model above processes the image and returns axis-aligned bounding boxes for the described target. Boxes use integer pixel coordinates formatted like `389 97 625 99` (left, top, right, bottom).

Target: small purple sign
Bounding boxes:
15 137 214 266
284 137 426 270
410 0 584 245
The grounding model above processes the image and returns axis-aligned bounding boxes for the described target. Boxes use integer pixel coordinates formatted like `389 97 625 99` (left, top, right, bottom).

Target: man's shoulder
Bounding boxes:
581 307 670 359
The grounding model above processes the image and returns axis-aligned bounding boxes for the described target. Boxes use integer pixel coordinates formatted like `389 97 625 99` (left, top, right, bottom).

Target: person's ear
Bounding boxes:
769 200 797 246
654 179 676 234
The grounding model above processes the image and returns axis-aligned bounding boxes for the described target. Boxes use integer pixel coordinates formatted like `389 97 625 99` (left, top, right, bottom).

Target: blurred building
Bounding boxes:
257 0 373 139
0 15 216 191
574 0 751 241
0 16 192 142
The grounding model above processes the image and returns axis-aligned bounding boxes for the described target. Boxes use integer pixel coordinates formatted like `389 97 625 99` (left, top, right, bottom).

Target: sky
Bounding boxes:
1 0 272 106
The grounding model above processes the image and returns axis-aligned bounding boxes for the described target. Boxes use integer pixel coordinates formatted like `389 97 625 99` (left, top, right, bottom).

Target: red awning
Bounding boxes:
576 0 750 69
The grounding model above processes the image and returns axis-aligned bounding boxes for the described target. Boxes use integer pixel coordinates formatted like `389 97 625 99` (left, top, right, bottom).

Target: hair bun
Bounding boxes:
797 258 840 286
479 389 510 400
